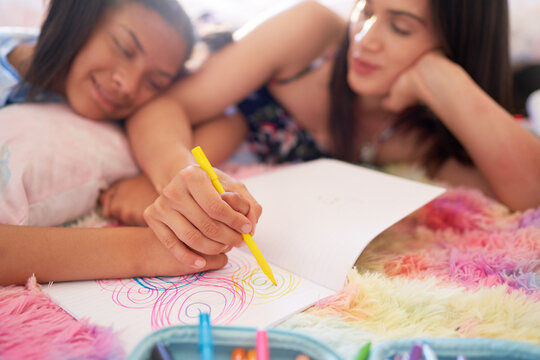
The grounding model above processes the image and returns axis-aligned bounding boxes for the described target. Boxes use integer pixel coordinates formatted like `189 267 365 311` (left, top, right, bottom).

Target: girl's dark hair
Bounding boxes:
24 0 195 97
329 0 513 173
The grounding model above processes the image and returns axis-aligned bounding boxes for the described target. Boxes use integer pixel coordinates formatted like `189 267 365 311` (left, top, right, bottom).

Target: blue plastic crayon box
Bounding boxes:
128 325 342 360
128 325 540 360
368 338 540 360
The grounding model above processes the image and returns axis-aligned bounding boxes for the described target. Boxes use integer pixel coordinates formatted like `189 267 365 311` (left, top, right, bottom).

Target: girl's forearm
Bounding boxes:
126 95 195 193
0 225 177 285
417 56 540 209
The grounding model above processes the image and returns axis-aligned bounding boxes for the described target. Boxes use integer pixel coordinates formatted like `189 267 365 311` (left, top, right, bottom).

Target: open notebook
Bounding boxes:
45 159 445 352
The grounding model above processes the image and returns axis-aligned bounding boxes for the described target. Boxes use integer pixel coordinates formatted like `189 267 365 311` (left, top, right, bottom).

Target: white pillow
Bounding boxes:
0 103 139 226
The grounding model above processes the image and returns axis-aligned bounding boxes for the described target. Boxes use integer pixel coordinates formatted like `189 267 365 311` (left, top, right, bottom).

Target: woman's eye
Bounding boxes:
391 22 411 35
114 38 134 58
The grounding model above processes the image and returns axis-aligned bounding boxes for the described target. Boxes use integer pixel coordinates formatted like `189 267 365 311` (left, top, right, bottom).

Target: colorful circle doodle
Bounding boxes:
96 274 204 310
95 249 301 327
232 263 301 305
135 273 205 291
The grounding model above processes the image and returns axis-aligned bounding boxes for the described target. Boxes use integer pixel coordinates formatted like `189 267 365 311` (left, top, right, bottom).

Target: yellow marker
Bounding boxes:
192 146 277 286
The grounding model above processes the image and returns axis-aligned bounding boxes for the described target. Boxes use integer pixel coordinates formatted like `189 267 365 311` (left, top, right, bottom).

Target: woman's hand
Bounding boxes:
143 165 263 269
382 51 454 113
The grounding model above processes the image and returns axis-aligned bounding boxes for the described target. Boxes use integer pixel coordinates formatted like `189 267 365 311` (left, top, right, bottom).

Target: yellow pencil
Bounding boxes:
191 146 277 286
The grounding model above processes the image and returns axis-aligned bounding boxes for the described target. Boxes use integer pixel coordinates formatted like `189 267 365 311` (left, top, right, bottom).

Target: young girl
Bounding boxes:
1 0 194 119
110 0 540 269
0 0 232 285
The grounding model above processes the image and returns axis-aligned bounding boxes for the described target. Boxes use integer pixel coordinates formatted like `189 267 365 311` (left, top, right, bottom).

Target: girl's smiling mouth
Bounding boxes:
91 76 122 112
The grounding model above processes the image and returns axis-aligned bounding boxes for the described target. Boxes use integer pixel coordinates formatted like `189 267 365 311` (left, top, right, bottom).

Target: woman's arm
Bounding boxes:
99 112 248 226
0 225 227 286
126 0 346 191
121 2 345 266
385 52 540 210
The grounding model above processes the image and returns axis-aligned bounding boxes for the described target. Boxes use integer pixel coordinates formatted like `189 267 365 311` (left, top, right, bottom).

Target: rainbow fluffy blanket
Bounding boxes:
1 173 539 359
279 187 540 357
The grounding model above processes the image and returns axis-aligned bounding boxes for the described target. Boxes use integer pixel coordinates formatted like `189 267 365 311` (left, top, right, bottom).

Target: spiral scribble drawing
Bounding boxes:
232 262 301 305
96 249 300 327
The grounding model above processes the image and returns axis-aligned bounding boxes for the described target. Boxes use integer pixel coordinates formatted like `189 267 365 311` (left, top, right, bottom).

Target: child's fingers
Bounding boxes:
201 253 229 271
182 167 254 235
144 211 207 269
223 181 263 235
166 208 234 254
161 178 245 249
221 192 250 215
237 188 262 235
217 171 262 233
145 194 230 254
99 189 114 218
162 253 228 276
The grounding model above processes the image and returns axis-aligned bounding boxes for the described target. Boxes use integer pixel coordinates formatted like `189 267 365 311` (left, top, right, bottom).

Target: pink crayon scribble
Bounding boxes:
95 251 303 327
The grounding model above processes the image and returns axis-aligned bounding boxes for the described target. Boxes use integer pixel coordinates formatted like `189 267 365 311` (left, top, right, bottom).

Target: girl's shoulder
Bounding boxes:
0 27 39 80
0 27 62 108
0 27 39 56
0 26 39 39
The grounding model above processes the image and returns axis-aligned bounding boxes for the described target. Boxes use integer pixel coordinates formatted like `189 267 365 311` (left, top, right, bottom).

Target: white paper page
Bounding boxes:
240 159 445 291
45 248 333 353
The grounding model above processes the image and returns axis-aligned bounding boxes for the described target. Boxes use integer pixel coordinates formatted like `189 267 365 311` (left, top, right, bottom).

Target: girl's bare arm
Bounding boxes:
0 225 227 286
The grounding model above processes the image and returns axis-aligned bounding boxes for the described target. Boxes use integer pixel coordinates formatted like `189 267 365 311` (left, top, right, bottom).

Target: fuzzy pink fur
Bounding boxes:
0 276 124 360
359 187 540 297
1 165 539 358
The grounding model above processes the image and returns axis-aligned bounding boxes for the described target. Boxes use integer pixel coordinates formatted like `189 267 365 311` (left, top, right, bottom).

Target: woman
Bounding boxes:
0 0 230 286
108 0 540 270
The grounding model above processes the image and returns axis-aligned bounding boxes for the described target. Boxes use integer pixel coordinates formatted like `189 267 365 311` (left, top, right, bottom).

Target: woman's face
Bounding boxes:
64 3 187 121
347 0 439 97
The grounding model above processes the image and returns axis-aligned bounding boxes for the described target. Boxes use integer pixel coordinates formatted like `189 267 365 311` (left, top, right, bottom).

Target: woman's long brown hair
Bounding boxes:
328 0 513 173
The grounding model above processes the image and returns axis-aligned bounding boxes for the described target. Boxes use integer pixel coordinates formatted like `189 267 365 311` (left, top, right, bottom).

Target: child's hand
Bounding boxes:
141 226 229 276
100 174 158 226
143 165 262 269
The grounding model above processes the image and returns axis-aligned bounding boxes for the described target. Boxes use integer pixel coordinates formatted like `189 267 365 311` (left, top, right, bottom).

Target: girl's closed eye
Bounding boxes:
147 76 169 91
113 36 135 58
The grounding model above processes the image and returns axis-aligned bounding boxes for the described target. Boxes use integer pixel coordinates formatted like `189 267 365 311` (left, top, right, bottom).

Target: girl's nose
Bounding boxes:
112 68 140 100
351 17 382 52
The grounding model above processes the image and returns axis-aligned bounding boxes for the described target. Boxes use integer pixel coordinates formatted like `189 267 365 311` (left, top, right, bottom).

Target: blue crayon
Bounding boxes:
199 312 214 360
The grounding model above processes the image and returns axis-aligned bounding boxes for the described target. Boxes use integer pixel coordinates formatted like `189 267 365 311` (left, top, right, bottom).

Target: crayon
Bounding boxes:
198 312 214 360
151 342 174 360
231 348 247 360
247 349 256 360
256 329 270 360
354 341 371 360
192 146 277 286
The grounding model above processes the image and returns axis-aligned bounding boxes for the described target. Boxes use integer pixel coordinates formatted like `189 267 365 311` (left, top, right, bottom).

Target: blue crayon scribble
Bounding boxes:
134 272 206 291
